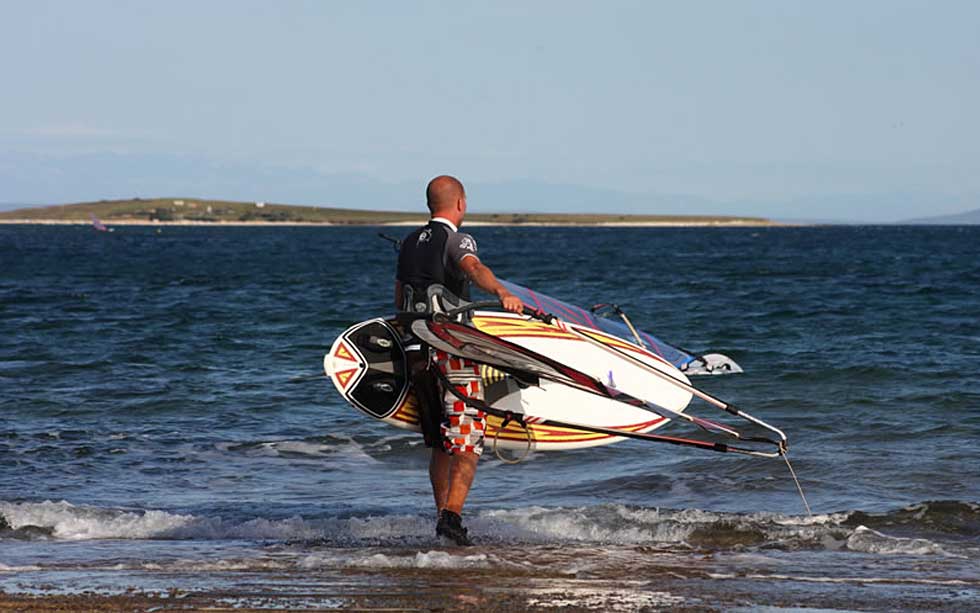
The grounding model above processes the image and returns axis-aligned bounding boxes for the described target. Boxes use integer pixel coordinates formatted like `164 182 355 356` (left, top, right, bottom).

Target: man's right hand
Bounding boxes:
499 293 524 314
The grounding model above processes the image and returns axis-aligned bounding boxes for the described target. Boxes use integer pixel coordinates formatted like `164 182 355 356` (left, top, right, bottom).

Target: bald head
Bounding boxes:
426 175 466 215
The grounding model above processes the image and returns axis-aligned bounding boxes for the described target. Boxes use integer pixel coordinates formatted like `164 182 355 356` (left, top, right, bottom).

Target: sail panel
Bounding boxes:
498 280 696 371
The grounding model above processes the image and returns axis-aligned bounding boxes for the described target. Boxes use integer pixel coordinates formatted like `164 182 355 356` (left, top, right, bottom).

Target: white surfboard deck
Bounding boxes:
324 313 692 451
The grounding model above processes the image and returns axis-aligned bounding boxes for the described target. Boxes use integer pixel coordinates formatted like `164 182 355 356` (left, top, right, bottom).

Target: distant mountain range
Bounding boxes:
902 208 980 224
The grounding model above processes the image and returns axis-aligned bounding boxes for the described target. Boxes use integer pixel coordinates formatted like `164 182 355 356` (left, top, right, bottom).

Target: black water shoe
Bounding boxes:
436 510 473 546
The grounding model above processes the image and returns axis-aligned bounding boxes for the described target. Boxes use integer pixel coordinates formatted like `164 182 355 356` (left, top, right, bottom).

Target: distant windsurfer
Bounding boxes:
395 175 524 545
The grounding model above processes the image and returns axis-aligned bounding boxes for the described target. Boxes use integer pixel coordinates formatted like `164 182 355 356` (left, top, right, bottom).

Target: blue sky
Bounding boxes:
1 0 978 221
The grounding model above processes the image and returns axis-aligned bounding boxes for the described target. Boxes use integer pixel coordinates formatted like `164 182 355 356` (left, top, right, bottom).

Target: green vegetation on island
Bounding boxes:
0 198 773 225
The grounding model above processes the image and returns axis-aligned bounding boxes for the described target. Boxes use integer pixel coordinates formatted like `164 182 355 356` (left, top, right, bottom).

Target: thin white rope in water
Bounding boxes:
783 453 812 517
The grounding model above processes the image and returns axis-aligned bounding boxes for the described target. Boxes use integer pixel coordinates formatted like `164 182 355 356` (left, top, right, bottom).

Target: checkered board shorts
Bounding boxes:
432 350 486 456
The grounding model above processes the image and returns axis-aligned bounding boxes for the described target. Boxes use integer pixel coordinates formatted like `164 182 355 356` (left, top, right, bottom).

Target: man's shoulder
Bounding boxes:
456 233 477 251
446 229 478 261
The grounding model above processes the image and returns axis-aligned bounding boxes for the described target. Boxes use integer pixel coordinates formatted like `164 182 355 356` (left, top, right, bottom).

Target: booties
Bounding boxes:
435 509 473 546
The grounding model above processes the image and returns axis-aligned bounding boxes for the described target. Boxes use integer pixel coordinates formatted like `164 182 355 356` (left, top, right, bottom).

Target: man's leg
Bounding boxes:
432 351 485 545
411 349 450 514
430 447 478 515
435 450 479 546
429 447 451 512
445 451 478 514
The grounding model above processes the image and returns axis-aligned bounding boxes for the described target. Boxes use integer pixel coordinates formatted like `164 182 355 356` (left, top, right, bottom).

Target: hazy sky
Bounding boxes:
2 0 978 220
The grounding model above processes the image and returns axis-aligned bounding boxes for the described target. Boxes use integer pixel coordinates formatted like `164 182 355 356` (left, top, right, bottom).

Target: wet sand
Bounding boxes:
2 556 971 612
0 590 713 612
0 585 958 612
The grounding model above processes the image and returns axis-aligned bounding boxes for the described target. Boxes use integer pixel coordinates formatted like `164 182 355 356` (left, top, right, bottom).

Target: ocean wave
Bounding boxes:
1 499 976 556
0 500 428 544
300 550 495 570
0 563 42 572
845 525 954 556
0 500 197 540
3 551 501 574
215 434 394 463
121 558 293 573
843 500 980 536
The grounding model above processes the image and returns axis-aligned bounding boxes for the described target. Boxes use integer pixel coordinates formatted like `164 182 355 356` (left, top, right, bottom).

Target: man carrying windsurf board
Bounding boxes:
395 175 524 545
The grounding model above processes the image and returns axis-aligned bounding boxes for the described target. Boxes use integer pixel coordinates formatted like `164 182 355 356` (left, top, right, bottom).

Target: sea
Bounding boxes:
1 224 978 611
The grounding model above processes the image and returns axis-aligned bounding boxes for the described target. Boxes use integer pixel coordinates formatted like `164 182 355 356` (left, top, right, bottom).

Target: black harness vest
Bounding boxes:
396 221 470 311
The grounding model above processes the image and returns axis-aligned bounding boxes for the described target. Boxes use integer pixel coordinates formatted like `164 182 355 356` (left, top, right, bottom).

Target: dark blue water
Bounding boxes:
1 224 978 610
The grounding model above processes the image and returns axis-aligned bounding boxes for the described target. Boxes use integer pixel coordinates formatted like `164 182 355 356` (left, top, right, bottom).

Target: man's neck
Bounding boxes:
430 216 459 232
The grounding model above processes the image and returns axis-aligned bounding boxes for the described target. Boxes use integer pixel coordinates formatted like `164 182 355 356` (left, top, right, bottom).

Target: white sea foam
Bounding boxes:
134 558 293 572
0 563 42 572
845 525 952 556
483 506 657 543
299 550 494 570
165 515 324 541
708 572 976 586
481 505 828 546
525 587 686 611
341 514 430 541
478 504 963 556
272 440 330 456
215 436 380 463
0 500 433 543
0 500 195 540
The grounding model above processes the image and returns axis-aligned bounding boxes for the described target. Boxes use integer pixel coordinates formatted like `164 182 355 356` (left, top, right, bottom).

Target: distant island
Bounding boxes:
0 198 775 226
901 207 980 225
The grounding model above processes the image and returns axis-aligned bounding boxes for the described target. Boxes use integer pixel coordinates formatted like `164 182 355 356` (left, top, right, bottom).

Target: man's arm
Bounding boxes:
394 279 402 309
459 256 524 313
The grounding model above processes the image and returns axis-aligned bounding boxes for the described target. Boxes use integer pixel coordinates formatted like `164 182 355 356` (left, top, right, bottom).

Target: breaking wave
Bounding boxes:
1 499 976 556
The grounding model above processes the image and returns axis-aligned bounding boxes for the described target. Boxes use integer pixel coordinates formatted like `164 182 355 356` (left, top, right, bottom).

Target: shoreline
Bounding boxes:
0 589 705 612
0 218 788 228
